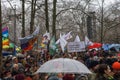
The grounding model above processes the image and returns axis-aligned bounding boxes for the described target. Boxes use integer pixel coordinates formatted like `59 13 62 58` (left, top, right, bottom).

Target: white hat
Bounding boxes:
12 56 17 60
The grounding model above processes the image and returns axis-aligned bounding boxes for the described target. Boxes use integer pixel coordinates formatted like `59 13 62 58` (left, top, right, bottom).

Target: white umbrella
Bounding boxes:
36 58 92 74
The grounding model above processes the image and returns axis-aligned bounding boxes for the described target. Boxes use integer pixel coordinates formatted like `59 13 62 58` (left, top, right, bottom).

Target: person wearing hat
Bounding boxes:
12 57 25 74
112 61 120 80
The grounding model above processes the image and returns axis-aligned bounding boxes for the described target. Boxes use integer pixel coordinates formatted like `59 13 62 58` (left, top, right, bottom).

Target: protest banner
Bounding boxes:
67 41 85 52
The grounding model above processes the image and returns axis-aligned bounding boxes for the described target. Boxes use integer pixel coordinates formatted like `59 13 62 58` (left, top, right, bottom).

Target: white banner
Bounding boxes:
67 41 85 52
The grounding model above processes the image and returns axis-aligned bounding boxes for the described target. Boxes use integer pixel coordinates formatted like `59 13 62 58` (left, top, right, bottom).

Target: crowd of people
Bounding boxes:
0 48 120 80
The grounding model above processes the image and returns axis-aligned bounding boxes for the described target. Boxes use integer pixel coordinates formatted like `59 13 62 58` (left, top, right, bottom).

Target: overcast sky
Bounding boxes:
2 0 116 8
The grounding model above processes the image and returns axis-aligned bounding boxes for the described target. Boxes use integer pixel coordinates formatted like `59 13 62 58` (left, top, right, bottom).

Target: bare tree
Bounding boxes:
30 0 37 34
45 0 49 32
52 0 57 39
0 0 2 78
2 0 120 44
21 0 25 37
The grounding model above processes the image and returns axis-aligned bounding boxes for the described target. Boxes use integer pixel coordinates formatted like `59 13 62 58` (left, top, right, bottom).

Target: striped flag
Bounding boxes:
2 27 10 49
19 27 39 51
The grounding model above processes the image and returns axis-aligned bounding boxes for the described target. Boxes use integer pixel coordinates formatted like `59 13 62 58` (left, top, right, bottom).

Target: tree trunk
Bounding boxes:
52 0 57 39
45 0 49 32
0 0 2 78
45 0 50 51
30 0 37 34
101 0 104 43
21 0 25 37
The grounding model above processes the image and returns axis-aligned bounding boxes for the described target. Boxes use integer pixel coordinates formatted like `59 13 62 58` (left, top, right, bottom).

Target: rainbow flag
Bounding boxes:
19 27 39 51
20 37 37 51
2 27 10 49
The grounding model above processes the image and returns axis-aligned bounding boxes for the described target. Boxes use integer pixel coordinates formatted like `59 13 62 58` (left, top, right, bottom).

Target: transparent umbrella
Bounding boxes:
36 58 92 74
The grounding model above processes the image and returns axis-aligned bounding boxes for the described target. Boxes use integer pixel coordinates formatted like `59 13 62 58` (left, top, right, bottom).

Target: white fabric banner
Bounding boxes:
74 35 81 42
67 41 85 52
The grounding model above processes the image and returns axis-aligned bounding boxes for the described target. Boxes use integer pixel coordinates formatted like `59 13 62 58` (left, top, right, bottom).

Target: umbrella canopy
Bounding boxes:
108 44 120 48
88 43 102 49
108 44 120 52
36 58 91 74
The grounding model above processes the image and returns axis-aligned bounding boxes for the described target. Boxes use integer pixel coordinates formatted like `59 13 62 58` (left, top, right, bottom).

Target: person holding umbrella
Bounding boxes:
47 73 63 80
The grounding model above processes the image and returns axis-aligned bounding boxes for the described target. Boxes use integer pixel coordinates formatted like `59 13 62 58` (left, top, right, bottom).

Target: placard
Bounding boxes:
67 41 85 52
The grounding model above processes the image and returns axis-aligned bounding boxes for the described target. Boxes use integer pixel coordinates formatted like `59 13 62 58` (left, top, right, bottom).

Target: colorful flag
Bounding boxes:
19 27 39 51
2 39 9 45
19 27 39 44
49 36 57 55
19 35 33 44
20 37 37 51
2 27 10 49
2 30 8 37
40 31 50 48
43 31 50 40
2 27 8 33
